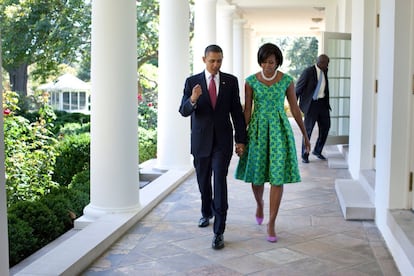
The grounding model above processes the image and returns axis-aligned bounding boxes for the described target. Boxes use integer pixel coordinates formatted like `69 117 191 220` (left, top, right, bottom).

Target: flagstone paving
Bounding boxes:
83 122 400 276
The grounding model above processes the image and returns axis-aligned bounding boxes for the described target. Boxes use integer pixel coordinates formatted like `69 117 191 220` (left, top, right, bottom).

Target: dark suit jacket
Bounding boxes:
295 65 331 114
179 71 247 158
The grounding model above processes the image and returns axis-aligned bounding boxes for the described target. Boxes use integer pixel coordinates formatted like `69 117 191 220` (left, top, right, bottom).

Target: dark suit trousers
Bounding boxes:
193 145 231 235
302 100 331 156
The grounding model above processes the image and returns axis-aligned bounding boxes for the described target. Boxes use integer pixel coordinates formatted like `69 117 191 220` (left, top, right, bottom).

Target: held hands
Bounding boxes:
190 84 202 104
235 143 246 157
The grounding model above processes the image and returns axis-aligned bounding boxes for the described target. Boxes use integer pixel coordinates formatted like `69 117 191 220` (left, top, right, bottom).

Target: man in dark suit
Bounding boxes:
296 54 331 163
179 44 247 249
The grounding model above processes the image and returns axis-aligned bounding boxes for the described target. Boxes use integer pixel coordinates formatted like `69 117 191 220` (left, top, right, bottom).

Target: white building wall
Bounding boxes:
376 0 412 211
376 0 414 274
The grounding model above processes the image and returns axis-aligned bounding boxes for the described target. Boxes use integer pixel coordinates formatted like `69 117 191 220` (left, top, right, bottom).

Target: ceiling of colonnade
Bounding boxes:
220 0 332 36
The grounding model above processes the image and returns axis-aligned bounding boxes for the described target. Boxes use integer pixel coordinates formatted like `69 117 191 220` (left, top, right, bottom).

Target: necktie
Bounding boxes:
313 72 323 100
209 74 217 108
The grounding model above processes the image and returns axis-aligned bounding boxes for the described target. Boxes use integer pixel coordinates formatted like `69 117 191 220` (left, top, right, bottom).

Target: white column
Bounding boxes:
217 5 235 73
79 0 140 225
348 0 377 178
243 26 252 79
156 0 192 170
233 19 246 102
193 0 217 73
0 31 10 276
244 27 259 77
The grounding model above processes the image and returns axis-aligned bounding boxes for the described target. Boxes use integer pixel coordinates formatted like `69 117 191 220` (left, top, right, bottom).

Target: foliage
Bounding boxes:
3 90 59 205
135 0 163 132
50 186 89 217
139 127 157 163
69 170 90 195
58 122 90 136
75 0 160 80
0 0 91 93
286 37 319 80
8 213 37 267
52 111 90 134
8 173 90 267
137 0 159 67
8 200 62 249
39 191 75 231
138 64 158 130
261 36 318 81
138 103 157 130
53 133 90 186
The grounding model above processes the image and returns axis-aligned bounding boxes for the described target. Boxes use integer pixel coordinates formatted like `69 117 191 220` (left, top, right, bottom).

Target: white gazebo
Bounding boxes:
39 73 91 114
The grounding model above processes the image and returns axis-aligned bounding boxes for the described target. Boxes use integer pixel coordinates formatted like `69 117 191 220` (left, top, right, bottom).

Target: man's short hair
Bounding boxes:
205 44 223 56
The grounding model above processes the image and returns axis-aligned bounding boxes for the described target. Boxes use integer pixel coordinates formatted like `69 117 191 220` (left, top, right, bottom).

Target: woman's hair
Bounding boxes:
257 43 283 67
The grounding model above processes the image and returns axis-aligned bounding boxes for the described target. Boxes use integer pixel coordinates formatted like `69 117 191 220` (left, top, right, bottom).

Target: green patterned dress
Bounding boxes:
235 73 301 186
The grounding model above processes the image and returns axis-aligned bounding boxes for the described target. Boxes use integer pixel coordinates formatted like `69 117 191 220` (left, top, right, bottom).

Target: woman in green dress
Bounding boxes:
235 43 310 242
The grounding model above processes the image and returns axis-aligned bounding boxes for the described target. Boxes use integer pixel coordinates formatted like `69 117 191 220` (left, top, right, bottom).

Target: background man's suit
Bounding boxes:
179 71 247 236
296 64 331 159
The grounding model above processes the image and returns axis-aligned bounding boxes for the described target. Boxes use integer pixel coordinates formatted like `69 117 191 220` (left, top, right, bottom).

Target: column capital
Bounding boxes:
195 0 217 6
217 4 236 17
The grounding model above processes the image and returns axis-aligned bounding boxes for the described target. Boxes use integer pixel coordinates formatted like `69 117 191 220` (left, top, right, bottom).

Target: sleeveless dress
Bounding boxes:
235 73 301 186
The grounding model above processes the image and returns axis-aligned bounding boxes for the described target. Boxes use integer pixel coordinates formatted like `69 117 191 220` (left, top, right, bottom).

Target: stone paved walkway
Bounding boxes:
83 121 400 276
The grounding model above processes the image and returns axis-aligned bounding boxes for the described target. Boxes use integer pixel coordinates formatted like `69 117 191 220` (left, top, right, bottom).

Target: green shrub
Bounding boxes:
4 91 59 205
53 133 90 186
52 111 90 134
8 214 37 267
58 122 90 136
8 201 62 249
69 170 90 195
138 127 157 163
51 187 89 217
40 192 75 231
138 104 157 130
8 185 90 267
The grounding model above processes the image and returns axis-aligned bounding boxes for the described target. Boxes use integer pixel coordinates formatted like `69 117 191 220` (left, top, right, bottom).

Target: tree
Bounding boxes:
137 0 159 67
77 0 161 82
286 37 318 81
0 0 91 96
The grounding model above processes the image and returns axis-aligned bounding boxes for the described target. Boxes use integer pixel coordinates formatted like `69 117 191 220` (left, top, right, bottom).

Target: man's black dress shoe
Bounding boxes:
212 234 224 249
302 152 309 163
312 151 326 160
198 217 210 227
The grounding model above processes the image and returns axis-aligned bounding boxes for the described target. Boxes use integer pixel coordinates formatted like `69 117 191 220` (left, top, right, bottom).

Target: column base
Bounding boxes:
74 203 141 229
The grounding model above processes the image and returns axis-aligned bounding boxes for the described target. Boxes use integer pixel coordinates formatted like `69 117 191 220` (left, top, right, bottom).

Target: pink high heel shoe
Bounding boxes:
267 235 278 243
256 199 264 225
267 224 277 242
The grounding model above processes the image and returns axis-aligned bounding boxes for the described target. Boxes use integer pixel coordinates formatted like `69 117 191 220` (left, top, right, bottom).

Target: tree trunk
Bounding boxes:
8 63 28 97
